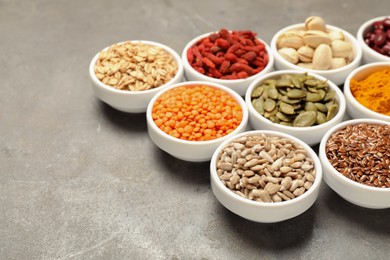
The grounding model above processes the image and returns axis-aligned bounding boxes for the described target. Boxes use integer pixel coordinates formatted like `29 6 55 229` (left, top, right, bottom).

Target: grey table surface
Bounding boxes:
1 0 390 259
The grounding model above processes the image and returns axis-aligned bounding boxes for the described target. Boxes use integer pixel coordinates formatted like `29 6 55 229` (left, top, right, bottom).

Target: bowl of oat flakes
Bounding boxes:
319 118 390 209
210 130 322 223
89 40 184 113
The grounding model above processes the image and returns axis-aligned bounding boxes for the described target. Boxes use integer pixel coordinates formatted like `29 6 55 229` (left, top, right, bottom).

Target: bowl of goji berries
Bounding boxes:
319 118 390 209
182 29 274 96
146 81 249 162
89 40 184 113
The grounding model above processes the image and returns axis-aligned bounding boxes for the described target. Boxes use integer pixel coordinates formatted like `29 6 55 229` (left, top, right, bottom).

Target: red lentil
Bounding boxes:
152 85 243 141
187 28 268 80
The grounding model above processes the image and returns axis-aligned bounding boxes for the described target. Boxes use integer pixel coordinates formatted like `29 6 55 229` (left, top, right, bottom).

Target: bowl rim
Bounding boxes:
89 40 184 95
146 81 249 146
270 23 363 74
181 31 275 84
245 69 347 132
357 15 390 62
344 62 390 121
319 118 390 192
210 129 323 208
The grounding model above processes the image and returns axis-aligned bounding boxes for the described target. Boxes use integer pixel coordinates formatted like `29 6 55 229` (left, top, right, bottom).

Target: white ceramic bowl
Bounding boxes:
245 70 346 146
182 32 274 96
146 81 249 162
271 23 362 85
319 118 390 209
89 40 184 113
357 16 390 64
210 130 322 223
344 62 390 121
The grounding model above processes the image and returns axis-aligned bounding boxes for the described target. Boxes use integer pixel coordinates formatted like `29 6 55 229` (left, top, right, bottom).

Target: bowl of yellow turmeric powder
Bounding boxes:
344 62 390 121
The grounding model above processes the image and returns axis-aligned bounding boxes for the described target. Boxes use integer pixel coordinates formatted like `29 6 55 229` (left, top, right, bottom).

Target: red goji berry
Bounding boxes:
201 57 215 68
205 53 224 65
209 33 219 42
194 67 205 74
230 63 254 75
210 46 222 53
241 51 257 61
234 49 247 56
236 58 249 65
224 53 238 62
216 38 231 50
187 48 194 64
209 67 222 78
227 44 240 54
219 60 230 74
237 71 248 79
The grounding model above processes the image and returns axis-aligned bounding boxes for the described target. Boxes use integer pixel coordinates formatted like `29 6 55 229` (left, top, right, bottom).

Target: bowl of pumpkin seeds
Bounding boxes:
245 70 346 145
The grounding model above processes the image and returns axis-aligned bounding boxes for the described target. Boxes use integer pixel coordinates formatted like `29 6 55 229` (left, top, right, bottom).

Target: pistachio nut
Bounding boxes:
328 30 345 41
278 47 299 64
277 32 304 49
312 44 332 70
303 30 331 48
297 46 314 63
305 16 327 32
331 40 352 58
330 58 347 69
297 63 314 69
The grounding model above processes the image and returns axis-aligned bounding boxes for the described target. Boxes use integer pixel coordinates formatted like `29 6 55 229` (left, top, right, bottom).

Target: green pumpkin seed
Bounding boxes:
264 107 278 118
280 121 293 126
293 111 317 127
323 90 335 102
281 95 301 104
287 89 306 98
276 111 291 122
316 111 327 124
275 78 292 87
251 86 264 98
306 92 323 102
252 98 264 115
304 79 321 87
318 89 326 99
304 102 317 111
280 102 295 114
269 115 280 123
263 79 276 86
263 99 276 112
291 77 303 88
314 102 328 113
326 104 338 121
325 100 335 110
267 88 279 99
307 87 318 93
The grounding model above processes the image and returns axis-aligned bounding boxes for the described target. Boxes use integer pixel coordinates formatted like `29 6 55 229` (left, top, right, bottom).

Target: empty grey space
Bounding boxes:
0 0 389 259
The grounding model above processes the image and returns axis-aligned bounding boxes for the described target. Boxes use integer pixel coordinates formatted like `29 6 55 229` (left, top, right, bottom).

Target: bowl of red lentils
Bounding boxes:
146 81 249 162
343 62 390 121
357 16 390 64
181 28 274 96
89 40 184 113
245 70 346 146
319 118 390 209
270 16 362 85
210 130 322 223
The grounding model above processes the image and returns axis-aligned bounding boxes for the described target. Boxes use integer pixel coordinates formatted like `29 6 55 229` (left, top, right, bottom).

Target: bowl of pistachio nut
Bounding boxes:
245 70 346 146
270 16 362 85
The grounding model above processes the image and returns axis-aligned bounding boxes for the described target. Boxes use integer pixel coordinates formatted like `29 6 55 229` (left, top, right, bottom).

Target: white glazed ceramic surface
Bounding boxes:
89 40 184 113
357 16 390 64
270 24 362 86
319 119 390 209
146 81 249 162
181 32 274 96
210 130 322 223
245 70 346 146
344 62 390 121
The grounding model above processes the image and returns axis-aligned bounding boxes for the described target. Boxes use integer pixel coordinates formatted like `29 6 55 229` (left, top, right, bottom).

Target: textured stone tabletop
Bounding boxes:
1 0 389 259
